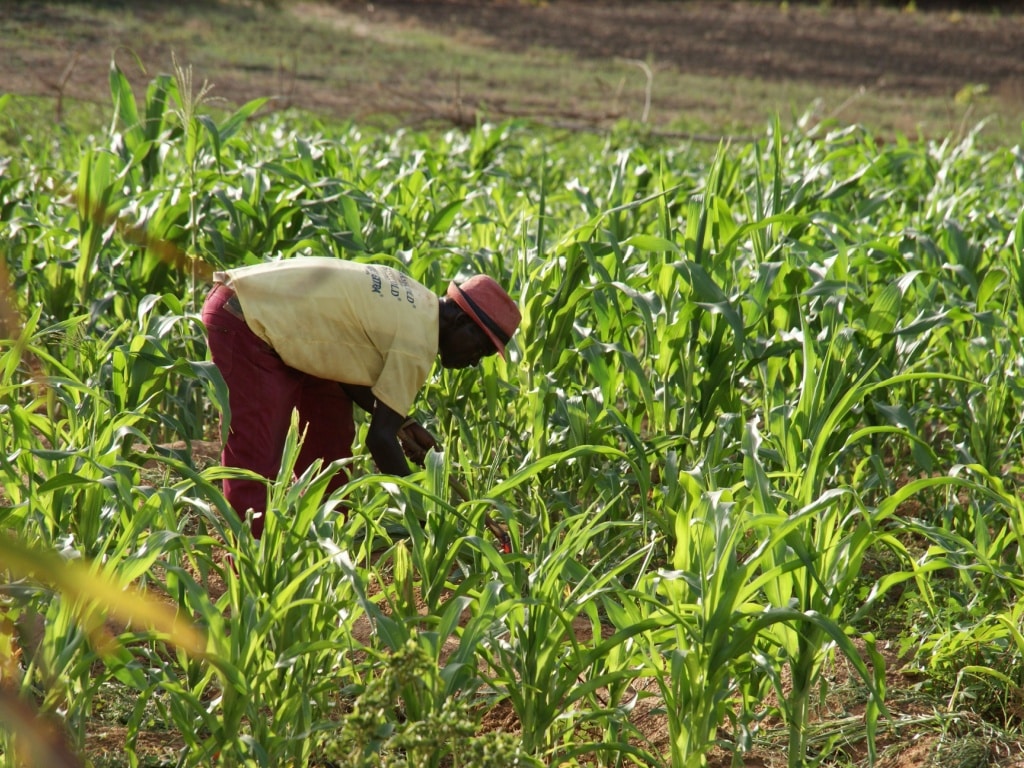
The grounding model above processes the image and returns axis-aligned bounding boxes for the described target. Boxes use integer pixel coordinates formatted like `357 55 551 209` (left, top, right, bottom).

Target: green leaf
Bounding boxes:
623 233 679 253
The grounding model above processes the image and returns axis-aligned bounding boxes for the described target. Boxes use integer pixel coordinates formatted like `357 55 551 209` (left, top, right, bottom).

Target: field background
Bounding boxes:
2 0 1023 143
3 2 1024 768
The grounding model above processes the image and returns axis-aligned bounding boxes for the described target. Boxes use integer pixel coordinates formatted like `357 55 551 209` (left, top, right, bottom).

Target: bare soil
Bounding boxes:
2 1 1023 136
341 0 1024 100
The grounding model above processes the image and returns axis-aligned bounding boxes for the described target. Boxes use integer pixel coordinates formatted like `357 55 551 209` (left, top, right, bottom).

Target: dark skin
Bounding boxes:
340 298 497 476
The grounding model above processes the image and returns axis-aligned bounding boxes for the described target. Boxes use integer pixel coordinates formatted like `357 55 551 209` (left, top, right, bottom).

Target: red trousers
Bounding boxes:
201 282 355 537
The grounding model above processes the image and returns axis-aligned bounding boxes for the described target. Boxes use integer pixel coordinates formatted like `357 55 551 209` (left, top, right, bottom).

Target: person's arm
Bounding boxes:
340 384 411 476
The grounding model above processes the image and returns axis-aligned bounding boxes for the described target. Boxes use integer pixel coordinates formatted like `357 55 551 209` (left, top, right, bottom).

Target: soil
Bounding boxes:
336 0 1024 100
2 1 1023 135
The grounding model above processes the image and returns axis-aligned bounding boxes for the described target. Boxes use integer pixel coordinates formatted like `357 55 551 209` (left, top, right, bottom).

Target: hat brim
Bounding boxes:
447 281 507 359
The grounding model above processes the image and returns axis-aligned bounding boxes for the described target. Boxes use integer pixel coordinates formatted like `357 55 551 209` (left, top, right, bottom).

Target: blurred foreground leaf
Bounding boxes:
0 535 207 658
0 688 82 768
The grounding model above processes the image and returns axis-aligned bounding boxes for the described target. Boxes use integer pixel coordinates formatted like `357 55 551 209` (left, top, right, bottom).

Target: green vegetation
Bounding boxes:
2 53 1024 767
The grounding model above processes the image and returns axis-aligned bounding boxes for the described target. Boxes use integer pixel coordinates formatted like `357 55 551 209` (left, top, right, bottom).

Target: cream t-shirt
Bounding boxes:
220 257 439 415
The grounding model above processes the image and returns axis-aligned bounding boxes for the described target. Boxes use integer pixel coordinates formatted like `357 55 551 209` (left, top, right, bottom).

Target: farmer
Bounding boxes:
200 256 521 537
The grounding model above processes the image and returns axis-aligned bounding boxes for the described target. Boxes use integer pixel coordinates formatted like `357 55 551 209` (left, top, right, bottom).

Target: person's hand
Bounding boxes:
397 418 440 467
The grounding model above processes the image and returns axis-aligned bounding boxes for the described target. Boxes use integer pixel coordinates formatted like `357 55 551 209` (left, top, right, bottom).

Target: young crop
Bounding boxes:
3 59 1024 767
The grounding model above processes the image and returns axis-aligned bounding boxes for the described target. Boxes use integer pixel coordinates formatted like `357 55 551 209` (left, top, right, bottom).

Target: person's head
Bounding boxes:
438 275 521 369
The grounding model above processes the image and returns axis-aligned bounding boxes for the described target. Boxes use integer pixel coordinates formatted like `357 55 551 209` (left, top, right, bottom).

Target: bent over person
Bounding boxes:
200 256 521 537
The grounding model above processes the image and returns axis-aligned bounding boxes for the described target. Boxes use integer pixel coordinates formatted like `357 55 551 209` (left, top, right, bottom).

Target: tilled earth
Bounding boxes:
348 0 1024 100
2 1 1023 133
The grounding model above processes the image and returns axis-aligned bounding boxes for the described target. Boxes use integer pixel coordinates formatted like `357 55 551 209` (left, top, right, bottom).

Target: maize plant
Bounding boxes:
1 61 1024 767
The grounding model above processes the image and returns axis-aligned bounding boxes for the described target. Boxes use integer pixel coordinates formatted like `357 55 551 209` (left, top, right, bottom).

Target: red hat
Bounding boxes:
447 275 521 358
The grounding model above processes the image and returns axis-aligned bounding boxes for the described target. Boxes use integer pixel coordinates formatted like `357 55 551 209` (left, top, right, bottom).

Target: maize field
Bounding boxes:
2 62 1024 767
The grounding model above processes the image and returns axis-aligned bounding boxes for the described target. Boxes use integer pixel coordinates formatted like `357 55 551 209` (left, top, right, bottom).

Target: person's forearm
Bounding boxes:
365 430 411 476
340 383 377 413
350 390 409 475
